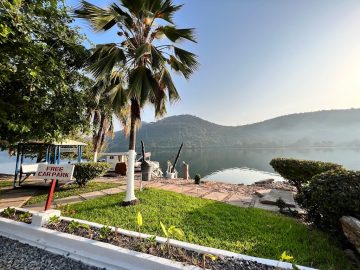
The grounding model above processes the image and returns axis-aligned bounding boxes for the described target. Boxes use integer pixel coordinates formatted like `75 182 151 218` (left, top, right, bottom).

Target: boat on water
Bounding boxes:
99 152 162 177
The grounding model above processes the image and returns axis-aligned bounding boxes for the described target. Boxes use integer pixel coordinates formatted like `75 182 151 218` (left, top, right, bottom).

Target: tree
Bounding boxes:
90 77 132 162
75 0 198 205
0 0 92 148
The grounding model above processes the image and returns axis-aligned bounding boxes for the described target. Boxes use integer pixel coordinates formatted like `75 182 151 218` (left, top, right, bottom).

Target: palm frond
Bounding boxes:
120 0 144 17
128 66 157 106
149 45 166 71
135 43 151 62
114 104 131 137
157 26 197 43
87 44 126 79
155 0 183 23
108 83 128 111
110 3 133 30
162 69 180 102
169 55 192 79
74 1 116 31
155 96 167 118
173 46 199 73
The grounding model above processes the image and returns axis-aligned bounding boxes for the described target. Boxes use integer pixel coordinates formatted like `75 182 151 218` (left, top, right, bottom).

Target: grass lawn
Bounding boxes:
61 188 353 270
0 181 13 188
26 182 120 205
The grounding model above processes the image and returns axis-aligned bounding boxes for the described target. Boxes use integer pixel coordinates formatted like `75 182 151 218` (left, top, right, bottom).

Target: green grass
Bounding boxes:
26 182 120 205
0 181 13 188
62 188 353 270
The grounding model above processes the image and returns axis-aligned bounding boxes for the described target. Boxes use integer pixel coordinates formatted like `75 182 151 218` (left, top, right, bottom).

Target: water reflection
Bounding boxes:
1 147 360 184
150 147 360 184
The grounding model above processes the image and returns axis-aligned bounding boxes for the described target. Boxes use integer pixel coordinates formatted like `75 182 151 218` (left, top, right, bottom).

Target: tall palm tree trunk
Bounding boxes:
93 110 104 162
123 99 139 204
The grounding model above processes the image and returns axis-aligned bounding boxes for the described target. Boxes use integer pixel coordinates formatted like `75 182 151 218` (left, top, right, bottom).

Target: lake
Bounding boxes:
1 147 360 185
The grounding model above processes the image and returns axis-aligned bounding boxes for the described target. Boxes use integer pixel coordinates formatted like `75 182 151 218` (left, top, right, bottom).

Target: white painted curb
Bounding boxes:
0 208 317 270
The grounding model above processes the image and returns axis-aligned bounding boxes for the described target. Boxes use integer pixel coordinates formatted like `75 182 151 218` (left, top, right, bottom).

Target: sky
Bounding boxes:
66 0 360 128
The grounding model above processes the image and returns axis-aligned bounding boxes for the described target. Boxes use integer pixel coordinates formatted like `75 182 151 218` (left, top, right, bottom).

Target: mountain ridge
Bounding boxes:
108 108 360 150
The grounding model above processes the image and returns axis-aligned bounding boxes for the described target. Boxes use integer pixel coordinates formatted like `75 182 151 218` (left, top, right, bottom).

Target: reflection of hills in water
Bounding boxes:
1 147 360 184
150 147 360 184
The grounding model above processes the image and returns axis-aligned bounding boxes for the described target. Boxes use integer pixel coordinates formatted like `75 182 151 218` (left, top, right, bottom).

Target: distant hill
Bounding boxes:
107 109 360 150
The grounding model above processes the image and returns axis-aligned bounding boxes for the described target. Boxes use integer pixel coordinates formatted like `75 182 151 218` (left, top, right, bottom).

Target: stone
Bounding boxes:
101 187 124 195
79 191 105 200
340 216 360 254
202 192 228 201
254 189 271 198
254 179 274 185
260 189 296 207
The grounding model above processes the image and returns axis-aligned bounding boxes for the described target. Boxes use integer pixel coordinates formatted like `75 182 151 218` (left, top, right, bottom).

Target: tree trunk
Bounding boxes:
123 99 139 205
93 111 108 162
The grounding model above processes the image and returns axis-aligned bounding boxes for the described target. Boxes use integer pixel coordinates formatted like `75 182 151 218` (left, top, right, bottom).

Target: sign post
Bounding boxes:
35 164 74 211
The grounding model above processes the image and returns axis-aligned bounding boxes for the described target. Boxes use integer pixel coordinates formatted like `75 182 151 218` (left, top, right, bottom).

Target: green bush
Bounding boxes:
297 170 360 232
270 158 343 192
194 174 201 185
73 162 111 187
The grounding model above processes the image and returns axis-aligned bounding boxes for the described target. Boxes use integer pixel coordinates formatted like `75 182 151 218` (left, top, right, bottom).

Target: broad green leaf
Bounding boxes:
280 251 293 262
168 226 184 239
160 221 168 238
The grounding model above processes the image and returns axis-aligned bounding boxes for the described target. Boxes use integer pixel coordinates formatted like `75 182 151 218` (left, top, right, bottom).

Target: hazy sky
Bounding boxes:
67 0 360 127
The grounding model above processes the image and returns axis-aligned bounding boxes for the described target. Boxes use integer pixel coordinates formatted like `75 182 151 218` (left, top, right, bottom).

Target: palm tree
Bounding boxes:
75 0 198 205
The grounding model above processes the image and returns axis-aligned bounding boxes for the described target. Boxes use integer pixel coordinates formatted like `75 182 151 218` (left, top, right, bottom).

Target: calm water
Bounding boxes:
1 148 360 184
150 147 360 184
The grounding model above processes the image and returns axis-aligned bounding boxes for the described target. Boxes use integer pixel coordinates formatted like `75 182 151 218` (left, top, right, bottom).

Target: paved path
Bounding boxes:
24 186 127 211
0 189 35 209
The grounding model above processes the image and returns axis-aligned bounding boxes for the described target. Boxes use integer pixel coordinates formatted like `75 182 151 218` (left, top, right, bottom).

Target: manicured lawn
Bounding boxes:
62 188 353 270
26 182 120 205
0 181 13 188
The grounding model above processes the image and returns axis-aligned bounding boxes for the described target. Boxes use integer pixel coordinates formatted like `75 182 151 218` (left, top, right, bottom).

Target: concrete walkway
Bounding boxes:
24 186 127 211
0 189 36 209
141 180 301 212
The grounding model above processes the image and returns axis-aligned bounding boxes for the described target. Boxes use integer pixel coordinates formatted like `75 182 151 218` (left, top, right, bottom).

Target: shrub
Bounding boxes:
270 158 343 192
296 170 360 232
73 162 111 187
194 174 201 185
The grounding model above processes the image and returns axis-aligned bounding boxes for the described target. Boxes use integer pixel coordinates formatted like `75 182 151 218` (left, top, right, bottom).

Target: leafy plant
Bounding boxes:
99 225 112 240
2 207 16 217
270 158 343 192
136 212 143 237
73 162 111 187
18 212 31 222
0 0 92 145
194 174 201 185
297 170 360 232
74 0 199 205
146 235 157 243
68 220 90 232
279 251 300 270
280 251 293 262
48 215 60 225
160 221 185 241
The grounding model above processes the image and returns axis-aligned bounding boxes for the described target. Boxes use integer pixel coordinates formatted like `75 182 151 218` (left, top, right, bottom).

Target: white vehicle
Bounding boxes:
99 152 163 177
